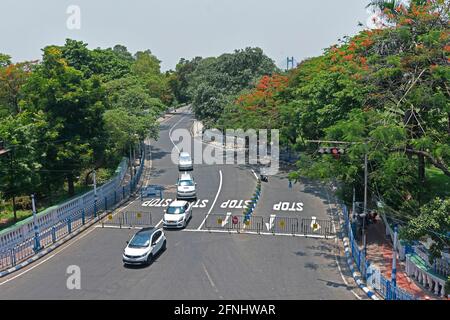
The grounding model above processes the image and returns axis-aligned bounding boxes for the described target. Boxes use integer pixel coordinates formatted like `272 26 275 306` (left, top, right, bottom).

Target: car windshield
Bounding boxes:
167 206 185 214
129 233 150 248
179 180 194 186
180 156 191 162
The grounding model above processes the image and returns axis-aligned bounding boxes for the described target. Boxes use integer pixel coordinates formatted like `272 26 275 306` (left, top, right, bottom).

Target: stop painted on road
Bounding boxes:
273 201 304 212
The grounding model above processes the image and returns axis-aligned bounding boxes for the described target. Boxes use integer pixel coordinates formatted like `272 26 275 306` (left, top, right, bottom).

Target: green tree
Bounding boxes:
401 198 450 262
0 111 49 220
188 47 278 126
22 46 107 196
0 61 35 115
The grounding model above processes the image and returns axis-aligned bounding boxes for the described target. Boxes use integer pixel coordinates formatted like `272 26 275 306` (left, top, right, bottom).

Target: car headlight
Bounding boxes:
178 217 185 222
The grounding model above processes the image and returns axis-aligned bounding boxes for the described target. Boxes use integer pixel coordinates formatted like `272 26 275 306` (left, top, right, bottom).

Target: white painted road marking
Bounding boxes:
221 212 232 227
265 214 277 231
273 201 304 212
142 198 210 208
182 228 336 239
219 199 251 209
197 170 223 230
169 115 187 152
251 169 259 180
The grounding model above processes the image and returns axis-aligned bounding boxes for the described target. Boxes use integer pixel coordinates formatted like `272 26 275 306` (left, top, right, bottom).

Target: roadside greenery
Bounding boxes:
215 0 450 250
0 40 172 223
185 47 279 127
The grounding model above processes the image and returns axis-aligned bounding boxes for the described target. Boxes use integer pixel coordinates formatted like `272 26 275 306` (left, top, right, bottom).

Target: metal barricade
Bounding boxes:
301 217 333 237
204 214 335 237
271 216 299 235
102 211 152 228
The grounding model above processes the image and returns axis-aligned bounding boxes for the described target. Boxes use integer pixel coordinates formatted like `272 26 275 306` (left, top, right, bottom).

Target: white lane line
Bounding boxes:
197 170 223 230
94 225 143 230
251 169 259 180
155 219 163 228
182 228 336 239
202 263 220 295
0 222 99 286
0 176 141 285
325 188 362 300
169 115 187 152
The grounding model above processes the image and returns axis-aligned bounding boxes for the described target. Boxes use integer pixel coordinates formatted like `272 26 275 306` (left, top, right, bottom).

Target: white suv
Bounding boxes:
163 200 192 229
176 173 197 200
178 152 193 171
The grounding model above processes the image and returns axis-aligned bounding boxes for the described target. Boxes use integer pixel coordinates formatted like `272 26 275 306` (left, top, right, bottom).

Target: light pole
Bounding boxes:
363 151 368 259
93 169 97 218
31 194 41 252
129 144 134 181
391 225 398 299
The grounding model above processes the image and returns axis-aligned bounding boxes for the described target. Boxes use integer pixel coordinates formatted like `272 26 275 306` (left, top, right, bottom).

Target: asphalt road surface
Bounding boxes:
0 110 361 300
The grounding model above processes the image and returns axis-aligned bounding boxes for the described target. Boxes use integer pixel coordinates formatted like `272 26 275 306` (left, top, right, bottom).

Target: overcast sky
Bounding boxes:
1 0 373 70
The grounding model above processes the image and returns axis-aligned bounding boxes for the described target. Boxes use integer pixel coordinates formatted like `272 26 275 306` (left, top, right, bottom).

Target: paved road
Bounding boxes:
0 110 360 300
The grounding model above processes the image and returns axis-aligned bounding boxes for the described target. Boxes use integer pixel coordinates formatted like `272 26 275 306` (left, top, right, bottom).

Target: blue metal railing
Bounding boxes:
0 152 146 272
342 204 416 300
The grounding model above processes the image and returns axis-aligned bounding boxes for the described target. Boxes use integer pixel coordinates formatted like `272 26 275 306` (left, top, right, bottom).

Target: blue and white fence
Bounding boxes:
342 204 417 300
0 151 146 272
243 177 262 222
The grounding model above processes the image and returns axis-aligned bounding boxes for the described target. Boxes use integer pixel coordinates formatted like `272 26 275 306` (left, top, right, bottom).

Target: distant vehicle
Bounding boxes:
123 227 166 266
178 152 193 171
163 200 192 229
176 173 197 200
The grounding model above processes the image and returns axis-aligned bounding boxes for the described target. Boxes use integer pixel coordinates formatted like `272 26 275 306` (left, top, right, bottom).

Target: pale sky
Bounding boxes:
0 0 373 70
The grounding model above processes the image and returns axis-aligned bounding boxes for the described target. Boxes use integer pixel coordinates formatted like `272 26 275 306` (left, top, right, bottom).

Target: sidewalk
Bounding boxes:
364 218 431 299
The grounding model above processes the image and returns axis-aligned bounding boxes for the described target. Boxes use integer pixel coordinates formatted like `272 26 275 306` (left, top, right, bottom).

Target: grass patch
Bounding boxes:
424 167 450 201
0 185 93 232
0 209 33 231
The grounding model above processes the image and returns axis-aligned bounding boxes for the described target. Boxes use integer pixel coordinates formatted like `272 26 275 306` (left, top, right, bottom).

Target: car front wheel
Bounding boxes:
146 253 153 266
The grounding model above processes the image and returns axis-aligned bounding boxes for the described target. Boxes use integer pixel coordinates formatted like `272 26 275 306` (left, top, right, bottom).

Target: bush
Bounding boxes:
15 196 32 211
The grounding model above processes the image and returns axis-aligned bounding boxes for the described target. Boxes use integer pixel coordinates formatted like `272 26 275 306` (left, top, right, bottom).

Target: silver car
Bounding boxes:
178 152 193 171
123 227 166 265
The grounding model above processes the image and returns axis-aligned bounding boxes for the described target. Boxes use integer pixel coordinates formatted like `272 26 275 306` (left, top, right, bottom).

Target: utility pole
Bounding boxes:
363 151 368 258
31 194 41 252
93 169 97 218
129 145 134 180
307 139 369 255
391 225 398 299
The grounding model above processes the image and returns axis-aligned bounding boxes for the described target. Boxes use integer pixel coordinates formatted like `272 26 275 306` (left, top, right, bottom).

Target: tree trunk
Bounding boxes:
67 174 75 197
418 153 426 205
12 195 17 222
448 112 450 135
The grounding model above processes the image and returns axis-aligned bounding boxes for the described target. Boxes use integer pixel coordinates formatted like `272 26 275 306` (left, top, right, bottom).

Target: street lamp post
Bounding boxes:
363 152 368 259
31 194 41 252
93 169 98 218
391 225 398 299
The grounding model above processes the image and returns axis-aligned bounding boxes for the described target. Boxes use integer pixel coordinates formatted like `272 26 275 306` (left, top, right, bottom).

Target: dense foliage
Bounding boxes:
186 47 279 127
0 40 172 219
219 0 450 247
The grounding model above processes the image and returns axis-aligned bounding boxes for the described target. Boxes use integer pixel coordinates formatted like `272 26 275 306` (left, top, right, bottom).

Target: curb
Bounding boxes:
0 206 114 278
342 235 380 300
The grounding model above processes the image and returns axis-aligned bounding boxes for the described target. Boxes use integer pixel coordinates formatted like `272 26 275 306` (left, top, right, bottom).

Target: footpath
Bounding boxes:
364 217 438 299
